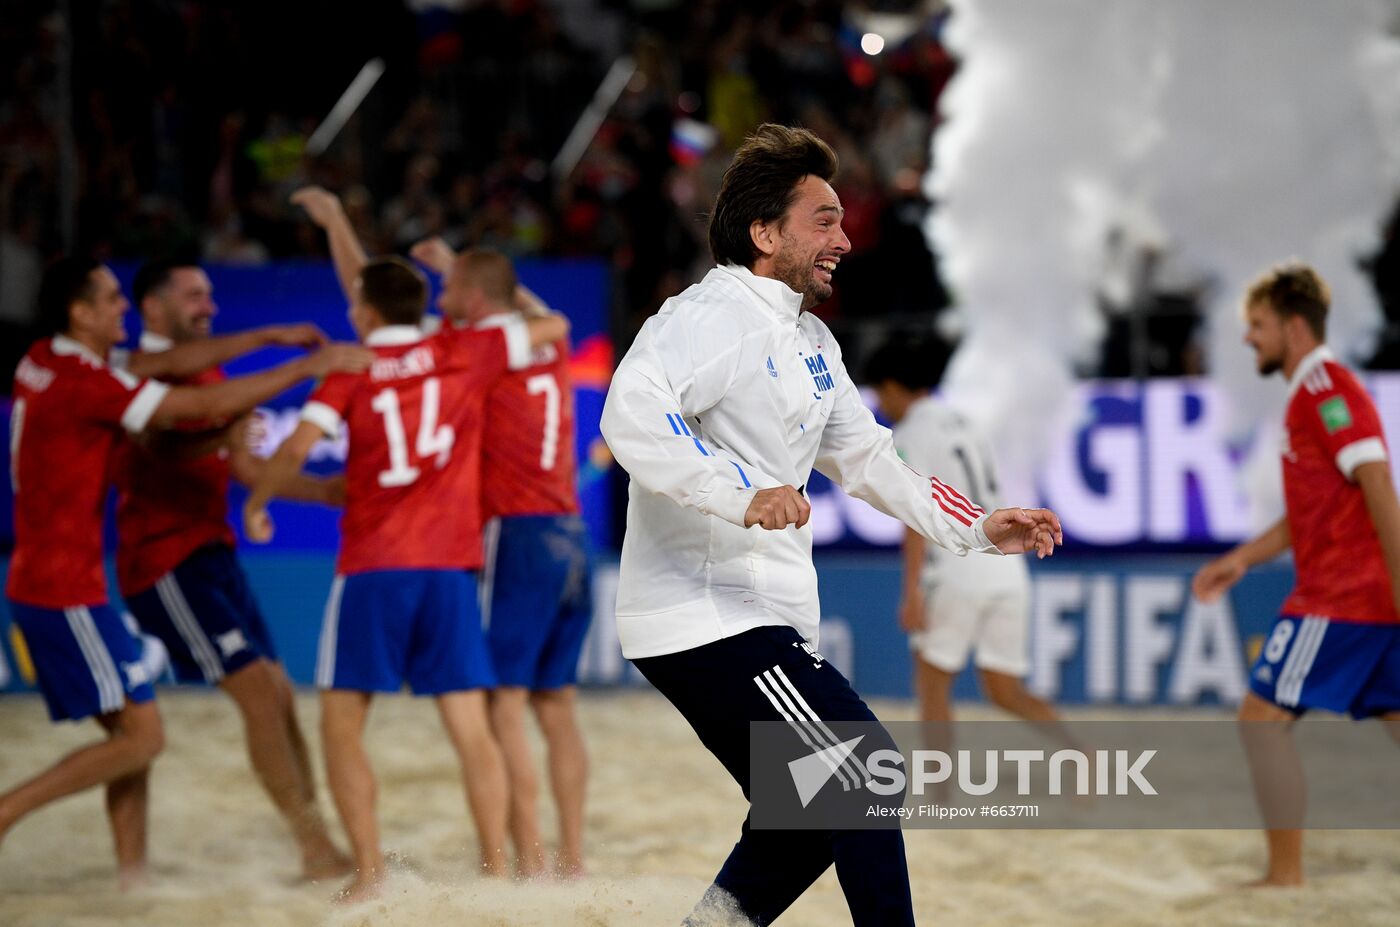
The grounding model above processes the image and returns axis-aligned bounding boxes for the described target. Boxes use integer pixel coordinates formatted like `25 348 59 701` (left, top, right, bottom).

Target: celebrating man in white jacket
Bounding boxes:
600 124 1062 926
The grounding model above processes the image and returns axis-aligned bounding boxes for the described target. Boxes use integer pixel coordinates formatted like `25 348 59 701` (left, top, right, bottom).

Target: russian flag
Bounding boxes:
670 118 718 166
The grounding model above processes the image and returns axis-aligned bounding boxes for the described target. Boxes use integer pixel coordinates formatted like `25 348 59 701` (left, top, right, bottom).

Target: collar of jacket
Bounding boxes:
714 263 804 325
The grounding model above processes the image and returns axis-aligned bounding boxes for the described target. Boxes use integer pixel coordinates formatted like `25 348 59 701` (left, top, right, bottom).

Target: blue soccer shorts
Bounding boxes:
317 569 495 695
1248 614 1400 718
483 514 592 690
8 600 157 722
124 543 277 685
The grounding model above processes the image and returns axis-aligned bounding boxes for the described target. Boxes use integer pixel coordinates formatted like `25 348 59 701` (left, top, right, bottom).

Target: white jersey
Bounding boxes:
894 396 1028 593
600 264 1000 659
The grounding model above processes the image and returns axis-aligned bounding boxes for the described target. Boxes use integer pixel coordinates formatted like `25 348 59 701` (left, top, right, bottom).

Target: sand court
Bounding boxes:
1 689 1397 926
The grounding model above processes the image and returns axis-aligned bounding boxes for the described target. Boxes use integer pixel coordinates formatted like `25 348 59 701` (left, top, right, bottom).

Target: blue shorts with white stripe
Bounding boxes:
123 543 276 685
1249 614 1400 718
8 601 157 722
317 569 494 695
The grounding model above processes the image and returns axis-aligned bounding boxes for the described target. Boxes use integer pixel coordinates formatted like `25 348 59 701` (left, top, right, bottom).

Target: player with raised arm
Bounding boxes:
600 124 1062 926
413 239 591 879
1193 262 1400 887
113 258 350 881
0 257 371 887
293 185 593 879
242 255 570 902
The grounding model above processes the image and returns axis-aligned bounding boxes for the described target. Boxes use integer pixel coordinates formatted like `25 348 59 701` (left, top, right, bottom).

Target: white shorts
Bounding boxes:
909 581 1029 677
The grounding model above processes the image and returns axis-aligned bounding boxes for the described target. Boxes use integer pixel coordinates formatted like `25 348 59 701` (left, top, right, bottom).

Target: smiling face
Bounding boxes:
751 175 851 310
146 267 217 343
70 265 131 350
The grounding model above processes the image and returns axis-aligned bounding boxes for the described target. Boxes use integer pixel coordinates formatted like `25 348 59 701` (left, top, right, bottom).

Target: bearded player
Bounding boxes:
114 258 350 880
1 257 370 886
1194 261 1400 886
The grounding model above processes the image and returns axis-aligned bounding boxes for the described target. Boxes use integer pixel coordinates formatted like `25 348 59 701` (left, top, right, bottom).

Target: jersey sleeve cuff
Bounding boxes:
1336 437 1388 479
971 514 1003 554
120 380 171 433
696 482 757 528
501 316 533 371
300 400 343 438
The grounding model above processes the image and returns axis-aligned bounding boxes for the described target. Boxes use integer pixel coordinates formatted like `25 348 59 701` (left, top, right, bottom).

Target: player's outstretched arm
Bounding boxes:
125 324 329 381
291 186 367 299
1191 516 1291 603
524 313 570 349
145 344 373 431
229 441 344 507
410 236 457 276
980 507 1065 559
1355 461 1400 615
514 284 552 319
243 420 326 543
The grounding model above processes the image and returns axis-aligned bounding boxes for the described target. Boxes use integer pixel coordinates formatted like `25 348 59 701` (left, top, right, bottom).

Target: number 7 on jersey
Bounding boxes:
527 373 561 471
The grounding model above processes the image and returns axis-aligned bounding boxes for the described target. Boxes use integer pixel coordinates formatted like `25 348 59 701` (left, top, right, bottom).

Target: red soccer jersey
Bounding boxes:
478 315 579 519
1280 347 1397 624
302 322 526 575
7 337 170 608
114 340 235 596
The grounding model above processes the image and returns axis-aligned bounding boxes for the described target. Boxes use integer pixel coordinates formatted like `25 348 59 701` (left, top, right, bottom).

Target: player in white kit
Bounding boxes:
867 339 1068 731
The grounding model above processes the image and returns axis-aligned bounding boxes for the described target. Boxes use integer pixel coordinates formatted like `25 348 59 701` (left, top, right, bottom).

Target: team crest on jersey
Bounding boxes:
805 354 833 398
1318 396 1352 434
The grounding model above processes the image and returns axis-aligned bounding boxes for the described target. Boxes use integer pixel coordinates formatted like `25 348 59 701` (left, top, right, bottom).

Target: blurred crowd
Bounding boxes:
3 0 1397 373
1 0 953 345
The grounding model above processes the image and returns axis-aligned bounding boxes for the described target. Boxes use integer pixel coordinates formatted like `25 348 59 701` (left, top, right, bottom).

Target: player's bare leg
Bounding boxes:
488 686 547 878
222 659 349 881
531 686 588 877
1382 711 1400 746
1237 691 1305 887
979 669 1080 747
272 665 322 810
0 699 163 886
103 766 151 890
436 690 509 877
913 661 955 803
914 659 955 723
94 712 153 890
321 689 384 903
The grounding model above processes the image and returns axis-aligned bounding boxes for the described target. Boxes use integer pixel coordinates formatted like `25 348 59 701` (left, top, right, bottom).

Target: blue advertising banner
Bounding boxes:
0 551 1291 706
581 552 1295 705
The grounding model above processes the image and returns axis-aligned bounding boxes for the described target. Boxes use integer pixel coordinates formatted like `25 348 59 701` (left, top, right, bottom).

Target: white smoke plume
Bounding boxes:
927 0 1400 518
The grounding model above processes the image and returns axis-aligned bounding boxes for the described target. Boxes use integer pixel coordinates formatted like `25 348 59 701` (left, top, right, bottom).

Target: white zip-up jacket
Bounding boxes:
601 264 999 659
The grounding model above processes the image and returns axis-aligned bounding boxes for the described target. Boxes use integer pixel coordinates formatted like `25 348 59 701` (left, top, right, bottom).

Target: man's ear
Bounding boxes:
750 218 778 258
